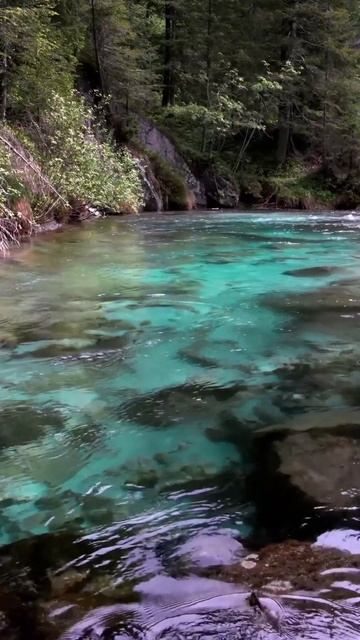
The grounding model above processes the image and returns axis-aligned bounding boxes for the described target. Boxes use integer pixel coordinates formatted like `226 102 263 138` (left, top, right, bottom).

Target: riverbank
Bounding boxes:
2 99 355 256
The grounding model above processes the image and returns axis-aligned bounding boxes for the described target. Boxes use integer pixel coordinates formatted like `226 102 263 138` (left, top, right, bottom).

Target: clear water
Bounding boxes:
1 211 360 639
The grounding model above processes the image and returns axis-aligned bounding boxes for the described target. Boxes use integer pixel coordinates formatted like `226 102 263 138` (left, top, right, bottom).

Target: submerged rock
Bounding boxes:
119 382 245 428
0 532 93 597
283 266 339 278
272 432 360 508
252 409 360 515
0 405 63 449
176 533 245 568
263 282 360 314
257 409 360 436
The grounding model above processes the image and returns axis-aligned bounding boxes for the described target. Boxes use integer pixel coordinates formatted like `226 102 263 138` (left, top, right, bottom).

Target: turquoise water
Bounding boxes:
1 211 360 638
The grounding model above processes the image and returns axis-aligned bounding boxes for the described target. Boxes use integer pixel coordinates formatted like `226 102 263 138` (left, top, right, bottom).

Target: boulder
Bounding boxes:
201 169 239 208
176 533 245 568
256 409 360 509
133 154 163 212
273 432 360 508
137 118 206 208
314 529 360 554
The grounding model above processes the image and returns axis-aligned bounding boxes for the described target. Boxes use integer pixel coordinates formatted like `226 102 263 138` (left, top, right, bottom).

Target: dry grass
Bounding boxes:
0 129 52 198
0 127 70 255
0 217 22 256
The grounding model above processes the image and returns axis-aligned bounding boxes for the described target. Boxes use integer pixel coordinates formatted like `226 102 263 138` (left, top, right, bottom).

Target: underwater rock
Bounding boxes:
50 570 89 597
125 467 159 489
0 405 63 449
179 347 219 369
153 452 170 466
0 532 93 597
119 382 245 428
0 584 50 640
263 283 360 314
176 533 245 568
252 410 360 513
257 409 360 436
204 410 254 451
272 432 360 508
283 266 339 278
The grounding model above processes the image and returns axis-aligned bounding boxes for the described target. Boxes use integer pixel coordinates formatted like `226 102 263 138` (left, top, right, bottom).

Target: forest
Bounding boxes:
1 0 360 235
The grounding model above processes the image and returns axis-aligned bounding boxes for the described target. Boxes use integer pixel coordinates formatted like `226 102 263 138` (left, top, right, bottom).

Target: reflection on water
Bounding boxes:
1 211 360 637
58 576 360 639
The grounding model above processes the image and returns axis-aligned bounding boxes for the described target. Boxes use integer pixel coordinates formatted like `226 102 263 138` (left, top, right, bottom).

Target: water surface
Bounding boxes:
1 211 360 638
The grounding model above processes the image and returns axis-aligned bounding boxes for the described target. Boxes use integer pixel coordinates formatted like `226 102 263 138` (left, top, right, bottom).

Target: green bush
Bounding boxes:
0 146 27 217
268 163 334 209
39 91 143 213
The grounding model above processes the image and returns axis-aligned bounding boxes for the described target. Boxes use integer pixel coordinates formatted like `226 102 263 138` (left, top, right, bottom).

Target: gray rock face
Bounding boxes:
176 533 245 568
257 408 360 509
138 118 206 208
202 169 240 208
274 432 360 508
134 155 163 212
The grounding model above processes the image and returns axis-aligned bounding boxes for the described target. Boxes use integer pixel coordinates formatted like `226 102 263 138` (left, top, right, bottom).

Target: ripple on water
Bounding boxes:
1 212 360 637
57 577 360 639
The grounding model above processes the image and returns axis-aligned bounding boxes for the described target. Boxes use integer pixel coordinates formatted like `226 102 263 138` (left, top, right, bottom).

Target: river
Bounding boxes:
0 211 360 638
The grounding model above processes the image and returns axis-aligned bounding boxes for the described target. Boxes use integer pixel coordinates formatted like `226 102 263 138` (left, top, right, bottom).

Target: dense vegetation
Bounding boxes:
1 0 360 232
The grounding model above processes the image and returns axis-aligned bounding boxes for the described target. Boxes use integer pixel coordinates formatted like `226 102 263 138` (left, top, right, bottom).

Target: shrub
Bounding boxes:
0 146 26 217
38 91 143 213
267 163 334 209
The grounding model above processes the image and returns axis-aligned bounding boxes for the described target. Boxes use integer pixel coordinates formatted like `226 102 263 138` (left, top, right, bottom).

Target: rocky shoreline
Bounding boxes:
1 522 360 639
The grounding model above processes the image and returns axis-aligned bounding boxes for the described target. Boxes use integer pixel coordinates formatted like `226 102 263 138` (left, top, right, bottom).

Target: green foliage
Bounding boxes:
2 0 360 217
88 0 159 115
0 144 26 216
266 164 334 209
0 1 75 117
39 92 143 212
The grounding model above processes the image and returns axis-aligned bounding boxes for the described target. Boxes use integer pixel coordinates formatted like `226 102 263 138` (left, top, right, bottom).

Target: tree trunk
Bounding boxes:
202 0 213 153
322 1 330 166
276 4 297 165
162 1 176 107
90 0 104 96
277 103 291 165
0 36 7 122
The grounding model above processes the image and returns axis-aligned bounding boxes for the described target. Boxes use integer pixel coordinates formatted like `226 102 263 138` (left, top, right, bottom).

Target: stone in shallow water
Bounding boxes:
254 410 360 511
176 533 245 568
50 569 89 597
0 405 63 449
314 529 360 554
283 266 339 278
119 382 244 428
273 432 360 508
0 532 93 596
257 409 360 436
263 283 360 314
